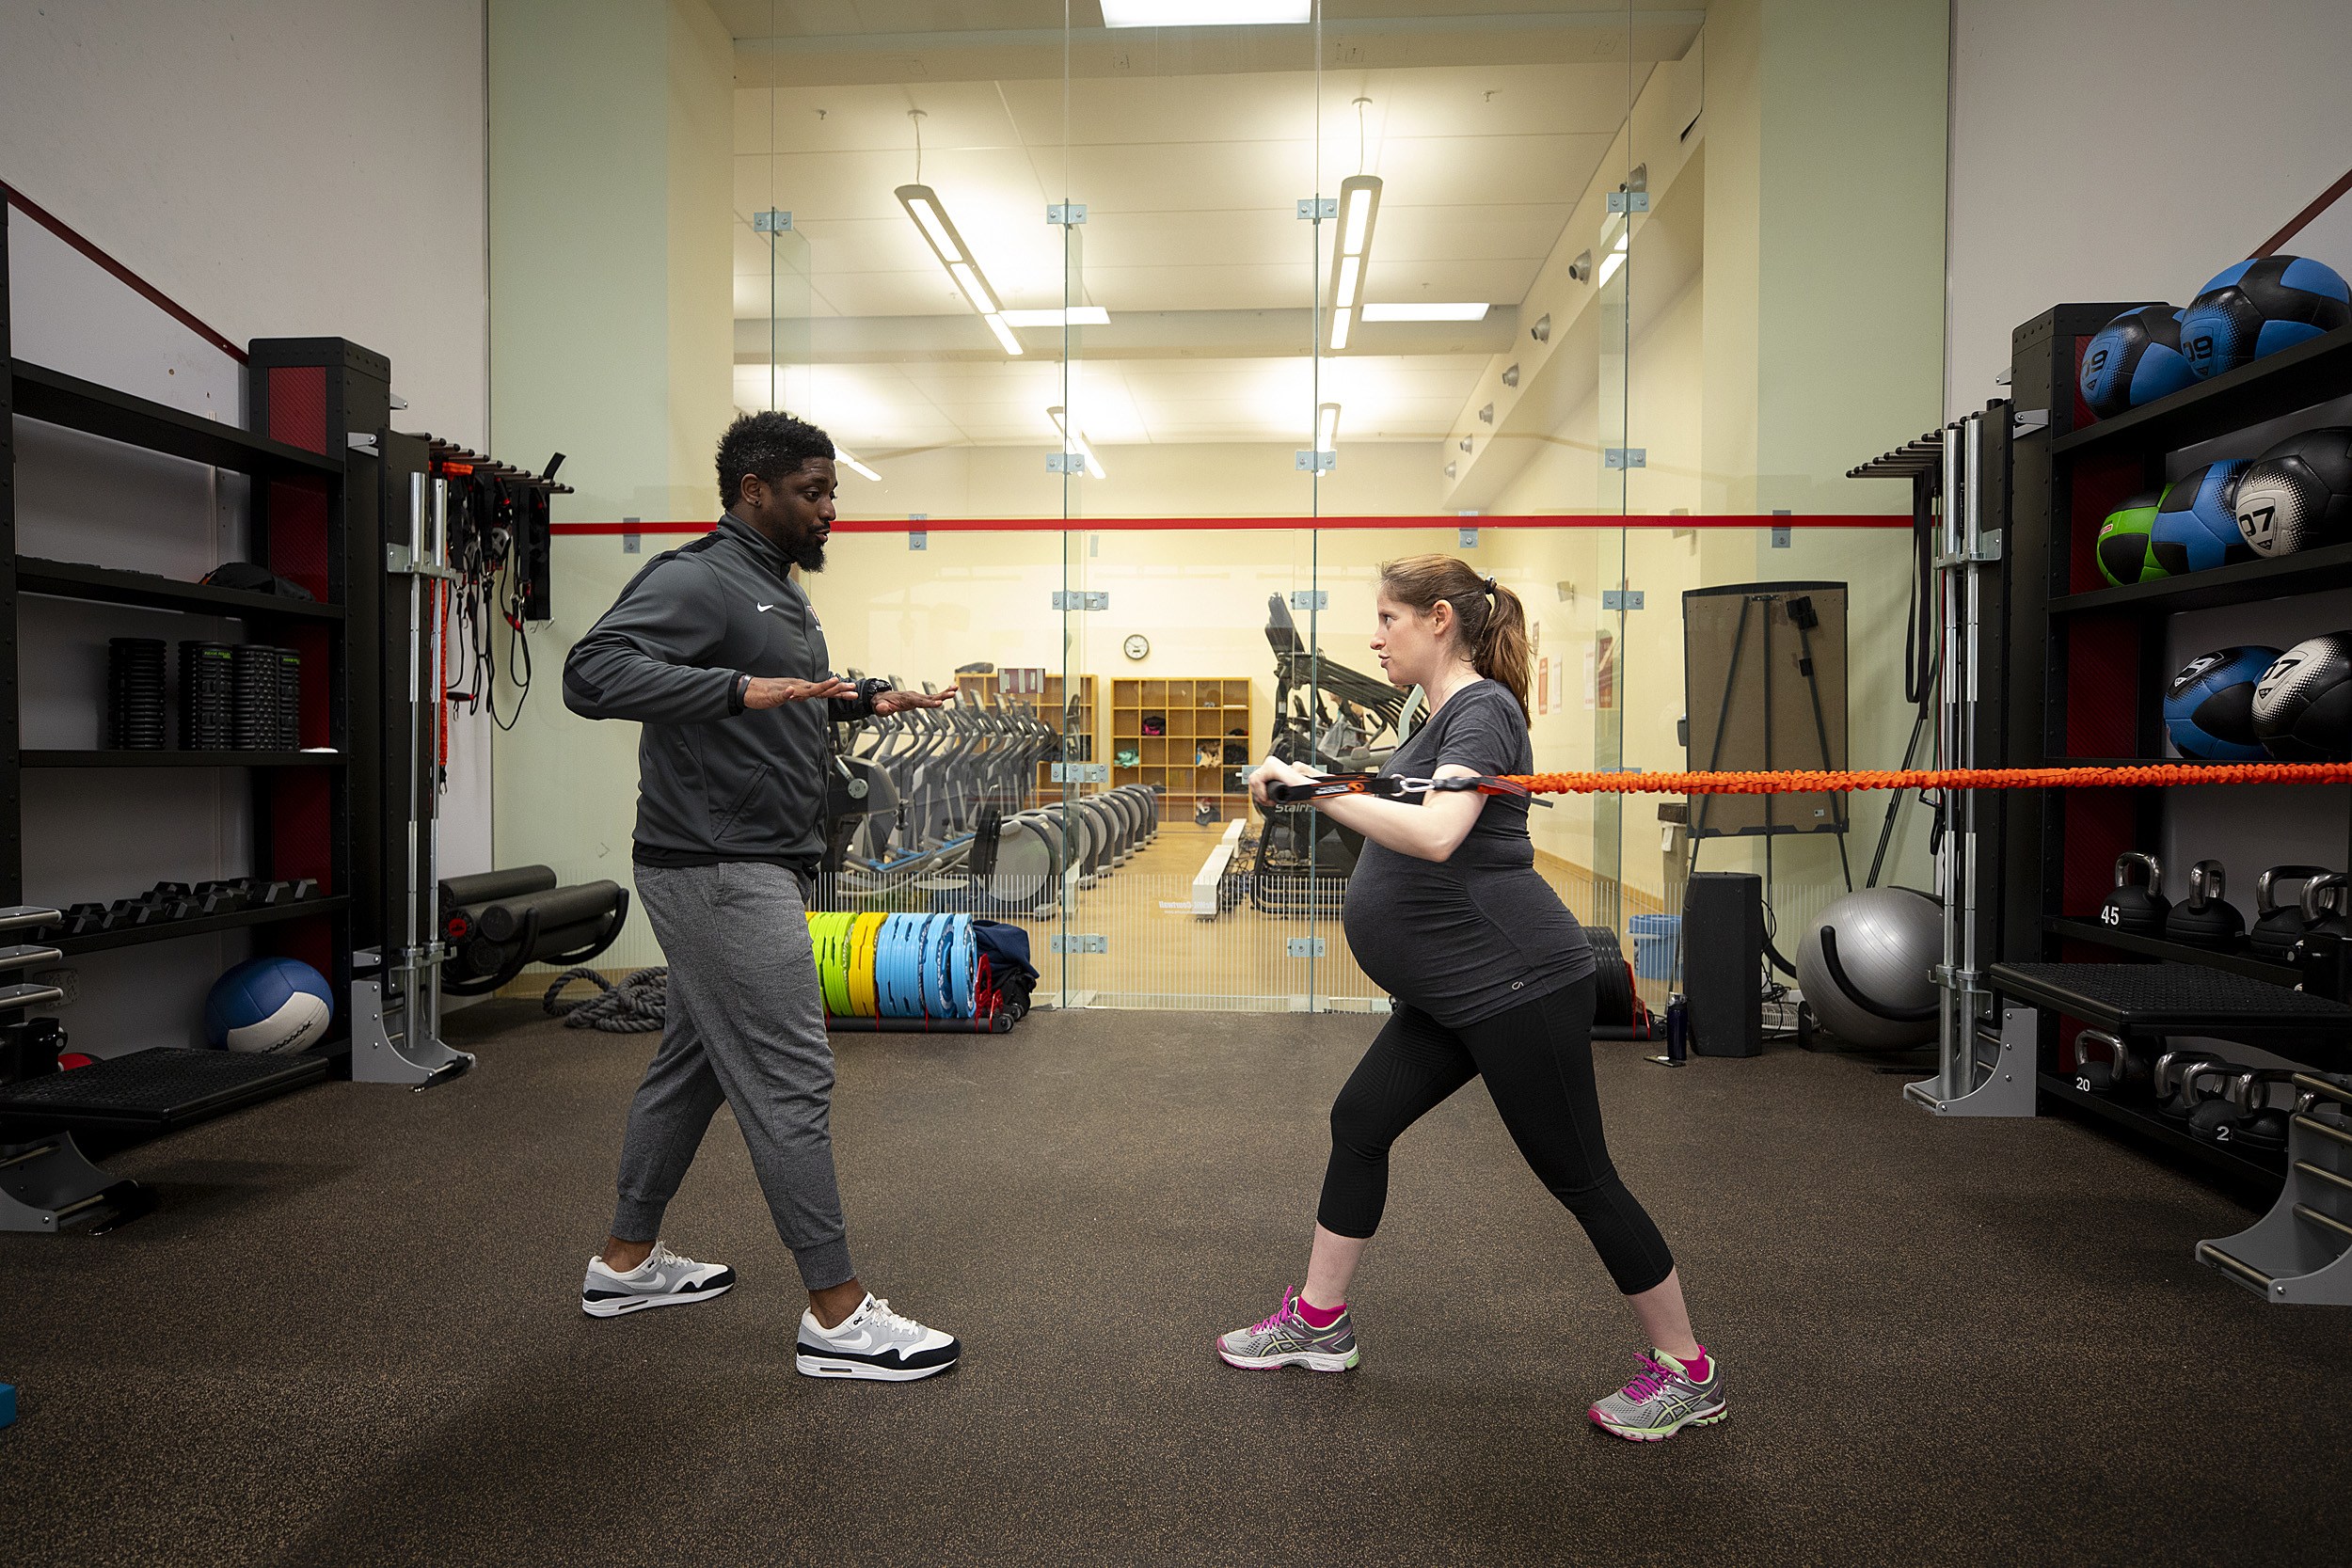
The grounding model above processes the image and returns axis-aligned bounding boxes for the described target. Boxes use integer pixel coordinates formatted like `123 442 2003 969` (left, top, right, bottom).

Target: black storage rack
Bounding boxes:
0 199 361 1164
2003 309 2352 1185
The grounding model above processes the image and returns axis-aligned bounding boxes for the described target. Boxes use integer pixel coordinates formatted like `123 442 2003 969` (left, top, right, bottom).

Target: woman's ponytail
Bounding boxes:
1375 555 1533 721
1474 578 1533 721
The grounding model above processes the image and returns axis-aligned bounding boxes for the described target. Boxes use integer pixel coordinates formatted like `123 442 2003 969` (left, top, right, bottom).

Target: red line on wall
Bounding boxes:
552 513 1915 536
2254 166 2352 260
3 180 248 364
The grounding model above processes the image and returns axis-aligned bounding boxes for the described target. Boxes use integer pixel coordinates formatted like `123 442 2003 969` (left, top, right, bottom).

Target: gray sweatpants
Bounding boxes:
611 861 854 1291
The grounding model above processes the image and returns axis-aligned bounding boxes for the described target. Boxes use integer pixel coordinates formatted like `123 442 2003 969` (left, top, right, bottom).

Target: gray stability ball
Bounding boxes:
1794 886 1942 1048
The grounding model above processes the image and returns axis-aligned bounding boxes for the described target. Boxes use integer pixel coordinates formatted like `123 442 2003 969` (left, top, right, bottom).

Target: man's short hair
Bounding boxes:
715 410 833 512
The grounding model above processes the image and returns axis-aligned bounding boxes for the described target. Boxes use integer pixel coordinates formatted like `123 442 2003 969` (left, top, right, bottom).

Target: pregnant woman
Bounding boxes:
1218 554 1724 1443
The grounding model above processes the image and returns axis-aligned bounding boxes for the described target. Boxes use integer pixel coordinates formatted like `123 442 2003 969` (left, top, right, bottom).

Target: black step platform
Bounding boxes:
0 1047 327 1134
1989 962 2352 1040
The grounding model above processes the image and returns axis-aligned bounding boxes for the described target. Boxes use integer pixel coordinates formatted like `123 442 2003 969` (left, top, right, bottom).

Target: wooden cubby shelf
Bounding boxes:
1111 677 1254 812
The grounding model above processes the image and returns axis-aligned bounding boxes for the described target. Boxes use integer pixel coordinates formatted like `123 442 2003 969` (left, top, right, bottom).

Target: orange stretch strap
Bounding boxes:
1513 763 2352 795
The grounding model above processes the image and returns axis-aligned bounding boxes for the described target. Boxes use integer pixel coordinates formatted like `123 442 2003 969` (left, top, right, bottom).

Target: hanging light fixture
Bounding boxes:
1047 405 1105 480
1316 402 1342 456
898 182 1023 356
1327 173 1382 353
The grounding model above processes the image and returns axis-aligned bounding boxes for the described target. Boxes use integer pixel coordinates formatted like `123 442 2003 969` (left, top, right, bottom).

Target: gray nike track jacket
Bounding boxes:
563 516 873 871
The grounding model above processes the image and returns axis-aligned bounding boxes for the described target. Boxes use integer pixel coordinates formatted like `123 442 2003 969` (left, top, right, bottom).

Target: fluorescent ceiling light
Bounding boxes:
1316 403 1341 454
1001 307 1111 327
1360 303 1490 323
1047 405 1105 479
981 312 1025 356
1102 1 1309 25
833 448 881 483
1325 175 1381 354
896 182 1021 356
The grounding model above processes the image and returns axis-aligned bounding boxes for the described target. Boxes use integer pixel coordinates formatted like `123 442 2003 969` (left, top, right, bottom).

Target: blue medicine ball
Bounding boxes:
2150 461 2252 574
2181 256 2352 380
204 957 335 1053
2165 646 2282 761
2079 304 2192 420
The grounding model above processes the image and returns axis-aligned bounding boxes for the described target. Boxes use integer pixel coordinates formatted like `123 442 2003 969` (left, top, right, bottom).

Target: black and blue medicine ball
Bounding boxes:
2165 646 2282 761
2181 256 2352 380
2233 427 2352 558
2252 633 2352 761
2150 461 2252 574
2079 304 2192 420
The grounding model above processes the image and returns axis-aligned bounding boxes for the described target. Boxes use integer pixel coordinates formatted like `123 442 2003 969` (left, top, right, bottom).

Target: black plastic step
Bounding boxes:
0 1046 326 1132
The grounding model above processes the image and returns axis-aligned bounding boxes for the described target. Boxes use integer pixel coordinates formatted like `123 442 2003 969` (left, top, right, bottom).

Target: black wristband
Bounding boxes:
727 673 750 715
854 676 893 718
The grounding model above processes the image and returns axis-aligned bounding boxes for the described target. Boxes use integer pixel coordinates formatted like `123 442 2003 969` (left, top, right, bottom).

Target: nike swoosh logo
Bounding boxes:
823 1328 875 1350
757 603 778 612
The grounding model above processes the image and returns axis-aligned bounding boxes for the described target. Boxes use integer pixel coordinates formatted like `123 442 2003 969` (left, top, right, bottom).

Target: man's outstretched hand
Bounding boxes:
871 689 946 716
744 676 855 709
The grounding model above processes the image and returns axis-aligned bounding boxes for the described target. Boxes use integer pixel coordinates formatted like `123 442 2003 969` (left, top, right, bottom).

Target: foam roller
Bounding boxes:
478 879 621 943
440 865 557 912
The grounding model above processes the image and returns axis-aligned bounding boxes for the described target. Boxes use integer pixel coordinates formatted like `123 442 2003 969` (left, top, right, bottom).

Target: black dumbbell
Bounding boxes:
2249 865 2331 958
2100 851 2169 934
148 880 193 900
287 878 319 902
2182 1059 2249 1141
2230 1069 2316 1151
2072 1029 2142 1095
2155 1048 2232 1121
2166 860 2245 949
62 902 106 937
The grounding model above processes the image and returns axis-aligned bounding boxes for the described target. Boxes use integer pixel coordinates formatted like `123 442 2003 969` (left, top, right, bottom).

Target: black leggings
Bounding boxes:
1316 974 1677 1296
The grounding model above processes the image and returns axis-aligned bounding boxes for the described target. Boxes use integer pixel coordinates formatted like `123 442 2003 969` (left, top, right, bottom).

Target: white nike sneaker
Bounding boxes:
580 1242 736 1318
795 1293 961 1382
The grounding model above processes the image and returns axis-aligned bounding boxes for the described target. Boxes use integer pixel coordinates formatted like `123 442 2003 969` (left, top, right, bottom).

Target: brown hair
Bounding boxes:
1377 555 1532 720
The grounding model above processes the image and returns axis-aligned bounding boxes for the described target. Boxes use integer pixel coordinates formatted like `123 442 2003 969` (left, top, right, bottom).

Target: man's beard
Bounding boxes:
787 528 826 573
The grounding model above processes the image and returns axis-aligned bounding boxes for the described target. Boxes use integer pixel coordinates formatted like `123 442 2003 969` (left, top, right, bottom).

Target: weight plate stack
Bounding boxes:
230 642 280 752
275 647 303 750
178 641 235 751
107 637 167 750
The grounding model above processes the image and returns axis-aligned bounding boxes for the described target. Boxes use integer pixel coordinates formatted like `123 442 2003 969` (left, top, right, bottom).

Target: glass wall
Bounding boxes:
488 0 1948 1018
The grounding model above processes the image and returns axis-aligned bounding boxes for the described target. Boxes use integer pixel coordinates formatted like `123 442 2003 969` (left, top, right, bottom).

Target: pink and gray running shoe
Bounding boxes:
1589 1348 1728 1441
1215 1288 1359 1371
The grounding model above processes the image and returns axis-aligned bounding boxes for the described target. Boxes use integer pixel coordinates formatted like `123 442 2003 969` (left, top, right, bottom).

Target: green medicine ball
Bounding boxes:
2096 488 2172 586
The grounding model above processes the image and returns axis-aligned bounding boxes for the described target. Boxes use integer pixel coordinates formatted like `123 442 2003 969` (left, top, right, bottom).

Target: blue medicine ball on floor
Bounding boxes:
2150 460 2252 574
2164 646 2282 761
205 957 335 1053
2079 304 2192 420
2181 256 2352 380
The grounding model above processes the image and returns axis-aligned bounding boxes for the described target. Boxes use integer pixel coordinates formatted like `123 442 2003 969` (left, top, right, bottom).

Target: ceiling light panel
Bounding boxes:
1101 2 1311 27
1359 303 1490 323
1000 307 1111 327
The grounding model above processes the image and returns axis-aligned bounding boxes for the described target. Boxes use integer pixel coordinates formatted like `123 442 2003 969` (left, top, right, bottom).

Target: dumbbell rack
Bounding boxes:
2199 1072 2352 1303
2001 309 2352 1183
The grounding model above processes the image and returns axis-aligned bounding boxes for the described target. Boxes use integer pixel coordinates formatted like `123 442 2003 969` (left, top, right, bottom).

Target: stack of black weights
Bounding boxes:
178 641 235 750
230 642 281 752
107 638 168 749
276 646 303 749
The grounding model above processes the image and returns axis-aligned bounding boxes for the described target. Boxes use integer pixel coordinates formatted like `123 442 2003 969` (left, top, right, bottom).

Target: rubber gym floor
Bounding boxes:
4 1003 2345 1567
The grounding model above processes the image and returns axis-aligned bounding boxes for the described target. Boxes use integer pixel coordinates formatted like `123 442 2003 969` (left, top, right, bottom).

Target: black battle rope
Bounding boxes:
543 966 669 1033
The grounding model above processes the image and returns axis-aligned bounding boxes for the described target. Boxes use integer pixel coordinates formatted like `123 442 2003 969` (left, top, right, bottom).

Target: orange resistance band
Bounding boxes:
1512 763 2352 795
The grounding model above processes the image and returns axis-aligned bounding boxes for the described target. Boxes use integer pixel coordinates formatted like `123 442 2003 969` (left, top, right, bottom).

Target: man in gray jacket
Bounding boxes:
562 409 959 1382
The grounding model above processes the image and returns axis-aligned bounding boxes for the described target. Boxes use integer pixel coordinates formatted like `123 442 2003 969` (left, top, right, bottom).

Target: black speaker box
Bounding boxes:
1686 871 1763 1056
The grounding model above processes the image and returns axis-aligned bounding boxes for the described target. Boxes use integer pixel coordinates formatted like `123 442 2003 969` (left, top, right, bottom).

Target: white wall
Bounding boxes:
2 2 493 1050
1946 0 2352 417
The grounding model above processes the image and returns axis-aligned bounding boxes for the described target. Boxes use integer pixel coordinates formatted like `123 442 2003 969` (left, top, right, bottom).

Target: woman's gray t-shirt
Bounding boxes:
1339 679 1595 1027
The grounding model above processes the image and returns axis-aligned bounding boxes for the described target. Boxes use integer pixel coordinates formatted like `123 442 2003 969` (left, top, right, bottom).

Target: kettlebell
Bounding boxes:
2099 851 2169 934
2301 872 2351 940
2165 860 2245 949
2249 865 2332 958
2071 1029 2140 1095
2155 1048 2231 1121
2230 1069 2317 1152
2181 1059 2249 1142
